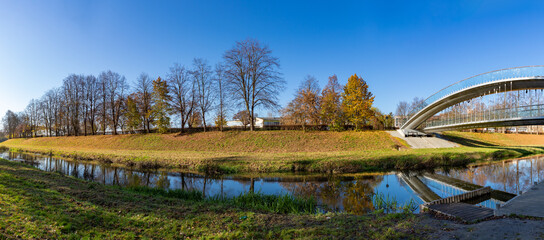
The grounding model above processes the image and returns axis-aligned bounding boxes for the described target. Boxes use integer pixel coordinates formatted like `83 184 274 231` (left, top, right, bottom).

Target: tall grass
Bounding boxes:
210 192 317 214
372 192 417 213
127 186 204 201
127 186 317 214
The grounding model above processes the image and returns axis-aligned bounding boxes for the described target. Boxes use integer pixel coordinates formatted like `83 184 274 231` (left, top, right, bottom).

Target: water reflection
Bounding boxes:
440 156 544 194
2 150 542 214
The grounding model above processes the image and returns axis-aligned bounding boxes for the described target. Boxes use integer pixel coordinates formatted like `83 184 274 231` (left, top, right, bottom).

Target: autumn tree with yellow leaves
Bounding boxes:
342 74 374 130
281 75 321 130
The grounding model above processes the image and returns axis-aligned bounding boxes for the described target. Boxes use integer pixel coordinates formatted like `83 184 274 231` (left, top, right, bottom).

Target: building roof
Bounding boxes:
256 117 281 121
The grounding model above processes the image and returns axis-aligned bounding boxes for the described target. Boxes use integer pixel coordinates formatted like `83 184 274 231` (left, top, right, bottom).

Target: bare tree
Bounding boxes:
99 70 128 135
2 110 20 138
167 64 194 132
215 63 228 131
409 97 425 113
192 58 214 131
62 74 85 136
135 73 154 133
98 75 109 135
395 101 409 117
84 75 99 135
233 110 251 129
38 97 50 136
39 88 61 136
24 99 40 137
223 39 284 131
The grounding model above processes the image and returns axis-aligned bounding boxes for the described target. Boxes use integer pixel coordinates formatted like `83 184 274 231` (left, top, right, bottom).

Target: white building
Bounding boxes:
394 116 408 129
226 117 281 128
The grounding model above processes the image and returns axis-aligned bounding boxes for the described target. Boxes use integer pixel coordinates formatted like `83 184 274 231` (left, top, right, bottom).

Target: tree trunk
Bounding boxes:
250 106 255 131
180 111 185 133
202 116 207 132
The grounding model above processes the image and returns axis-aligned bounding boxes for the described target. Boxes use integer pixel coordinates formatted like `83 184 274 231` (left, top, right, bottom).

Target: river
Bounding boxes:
2 150 543 214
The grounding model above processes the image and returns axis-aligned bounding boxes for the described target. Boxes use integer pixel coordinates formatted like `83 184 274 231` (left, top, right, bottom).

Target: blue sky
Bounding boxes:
1 0 544 120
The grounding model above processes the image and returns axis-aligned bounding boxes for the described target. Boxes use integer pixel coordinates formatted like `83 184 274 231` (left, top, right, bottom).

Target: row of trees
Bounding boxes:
282 74 393 130
3 71 135 138
2 39 284 138
2 38 390 138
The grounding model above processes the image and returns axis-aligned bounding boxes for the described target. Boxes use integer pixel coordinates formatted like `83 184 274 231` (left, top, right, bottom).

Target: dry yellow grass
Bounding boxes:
445 131 544 146
2 130 543 174
2 130 402 153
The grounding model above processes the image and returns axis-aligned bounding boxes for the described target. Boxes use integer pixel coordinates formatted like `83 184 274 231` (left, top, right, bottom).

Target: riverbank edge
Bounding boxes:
0 157 422 239
2 143 543 174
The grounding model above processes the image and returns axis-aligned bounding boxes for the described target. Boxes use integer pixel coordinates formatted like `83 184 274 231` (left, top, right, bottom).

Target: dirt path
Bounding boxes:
497 181 544 218
417 214 544 239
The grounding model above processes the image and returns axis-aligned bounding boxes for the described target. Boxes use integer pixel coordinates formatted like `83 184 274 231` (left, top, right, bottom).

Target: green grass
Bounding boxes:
372 192 418 214
2 131 544 174
128 185 318 214
210 192 318 214
126 185 205 201
0 158 421 239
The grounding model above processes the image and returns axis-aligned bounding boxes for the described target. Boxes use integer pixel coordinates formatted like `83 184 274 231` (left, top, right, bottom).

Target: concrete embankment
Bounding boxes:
387 131 458 149
496 180 544 218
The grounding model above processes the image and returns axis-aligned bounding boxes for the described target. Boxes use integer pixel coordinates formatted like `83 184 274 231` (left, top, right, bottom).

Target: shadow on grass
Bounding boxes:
0 160 255 238
440 133 544 158
438 133 497 147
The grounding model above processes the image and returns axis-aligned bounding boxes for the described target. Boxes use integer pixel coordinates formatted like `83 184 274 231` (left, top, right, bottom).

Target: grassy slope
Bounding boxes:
0 158 420 239
445 131 544 146
1 131 543 174
1 131 400 152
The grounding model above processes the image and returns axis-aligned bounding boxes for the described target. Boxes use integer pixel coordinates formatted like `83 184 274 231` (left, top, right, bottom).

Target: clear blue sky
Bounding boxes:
1 0 544 120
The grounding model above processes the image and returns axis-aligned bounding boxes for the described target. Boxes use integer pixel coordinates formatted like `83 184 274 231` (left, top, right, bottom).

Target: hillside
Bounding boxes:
444 131 544 146
1 130 543 174
1 131 402 153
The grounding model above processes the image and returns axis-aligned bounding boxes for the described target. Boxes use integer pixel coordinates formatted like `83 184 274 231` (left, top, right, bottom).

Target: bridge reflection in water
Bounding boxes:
2 150 543 214
397 173 513 210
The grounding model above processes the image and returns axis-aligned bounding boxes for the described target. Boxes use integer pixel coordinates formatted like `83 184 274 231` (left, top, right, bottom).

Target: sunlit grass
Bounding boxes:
127 185 318 214
2 131 544 174
0 158 420 239
127 185 204 201
209 192 317 214
372 192 418 214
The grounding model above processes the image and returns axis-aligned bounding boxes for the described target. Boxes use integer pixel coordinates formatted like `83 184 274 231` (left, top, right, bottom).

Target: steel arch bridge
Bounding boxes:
401 66 544 134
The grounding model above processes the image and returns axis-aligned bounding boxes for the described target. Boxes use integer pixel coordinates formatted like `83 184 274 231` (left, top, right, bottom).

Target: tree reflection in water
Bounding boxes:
279 175 383 214
441 156 544 194
3 150 544 214
342 176 383 214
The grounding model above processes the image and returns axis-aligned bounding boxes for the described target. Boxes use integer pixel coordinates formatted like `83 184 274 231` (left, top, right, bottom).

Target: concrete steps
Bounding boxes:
387 131 458 149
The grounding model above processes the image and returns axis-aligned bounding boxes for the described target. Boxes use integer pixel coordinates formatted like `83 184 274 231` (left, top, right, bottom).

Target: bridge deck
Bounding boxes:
427 203 494 222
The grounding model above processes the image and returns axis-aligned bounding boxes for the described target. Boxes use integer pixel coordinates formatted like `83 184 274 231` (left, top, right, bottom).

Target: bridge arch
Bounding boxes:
401 66 544 133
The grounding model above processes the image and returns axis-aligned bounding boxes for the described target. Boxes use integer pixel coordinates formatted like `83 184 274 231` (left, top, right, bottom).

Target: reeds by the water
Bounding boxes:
127 186 317 214
127 186 204 201
372 192 417 213
128 185 419 215
210 192 317 214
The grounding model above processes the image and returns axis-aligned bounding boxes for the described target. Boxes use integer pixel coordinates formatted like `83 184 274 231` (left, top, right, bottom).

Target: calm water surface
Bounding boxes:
2 150 543 214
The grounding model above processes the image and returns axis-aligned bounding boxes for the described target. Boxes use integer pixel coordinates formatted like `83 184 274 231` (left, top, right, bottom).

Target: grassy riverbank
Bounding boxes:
0 158 420 239
1 131 543 174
